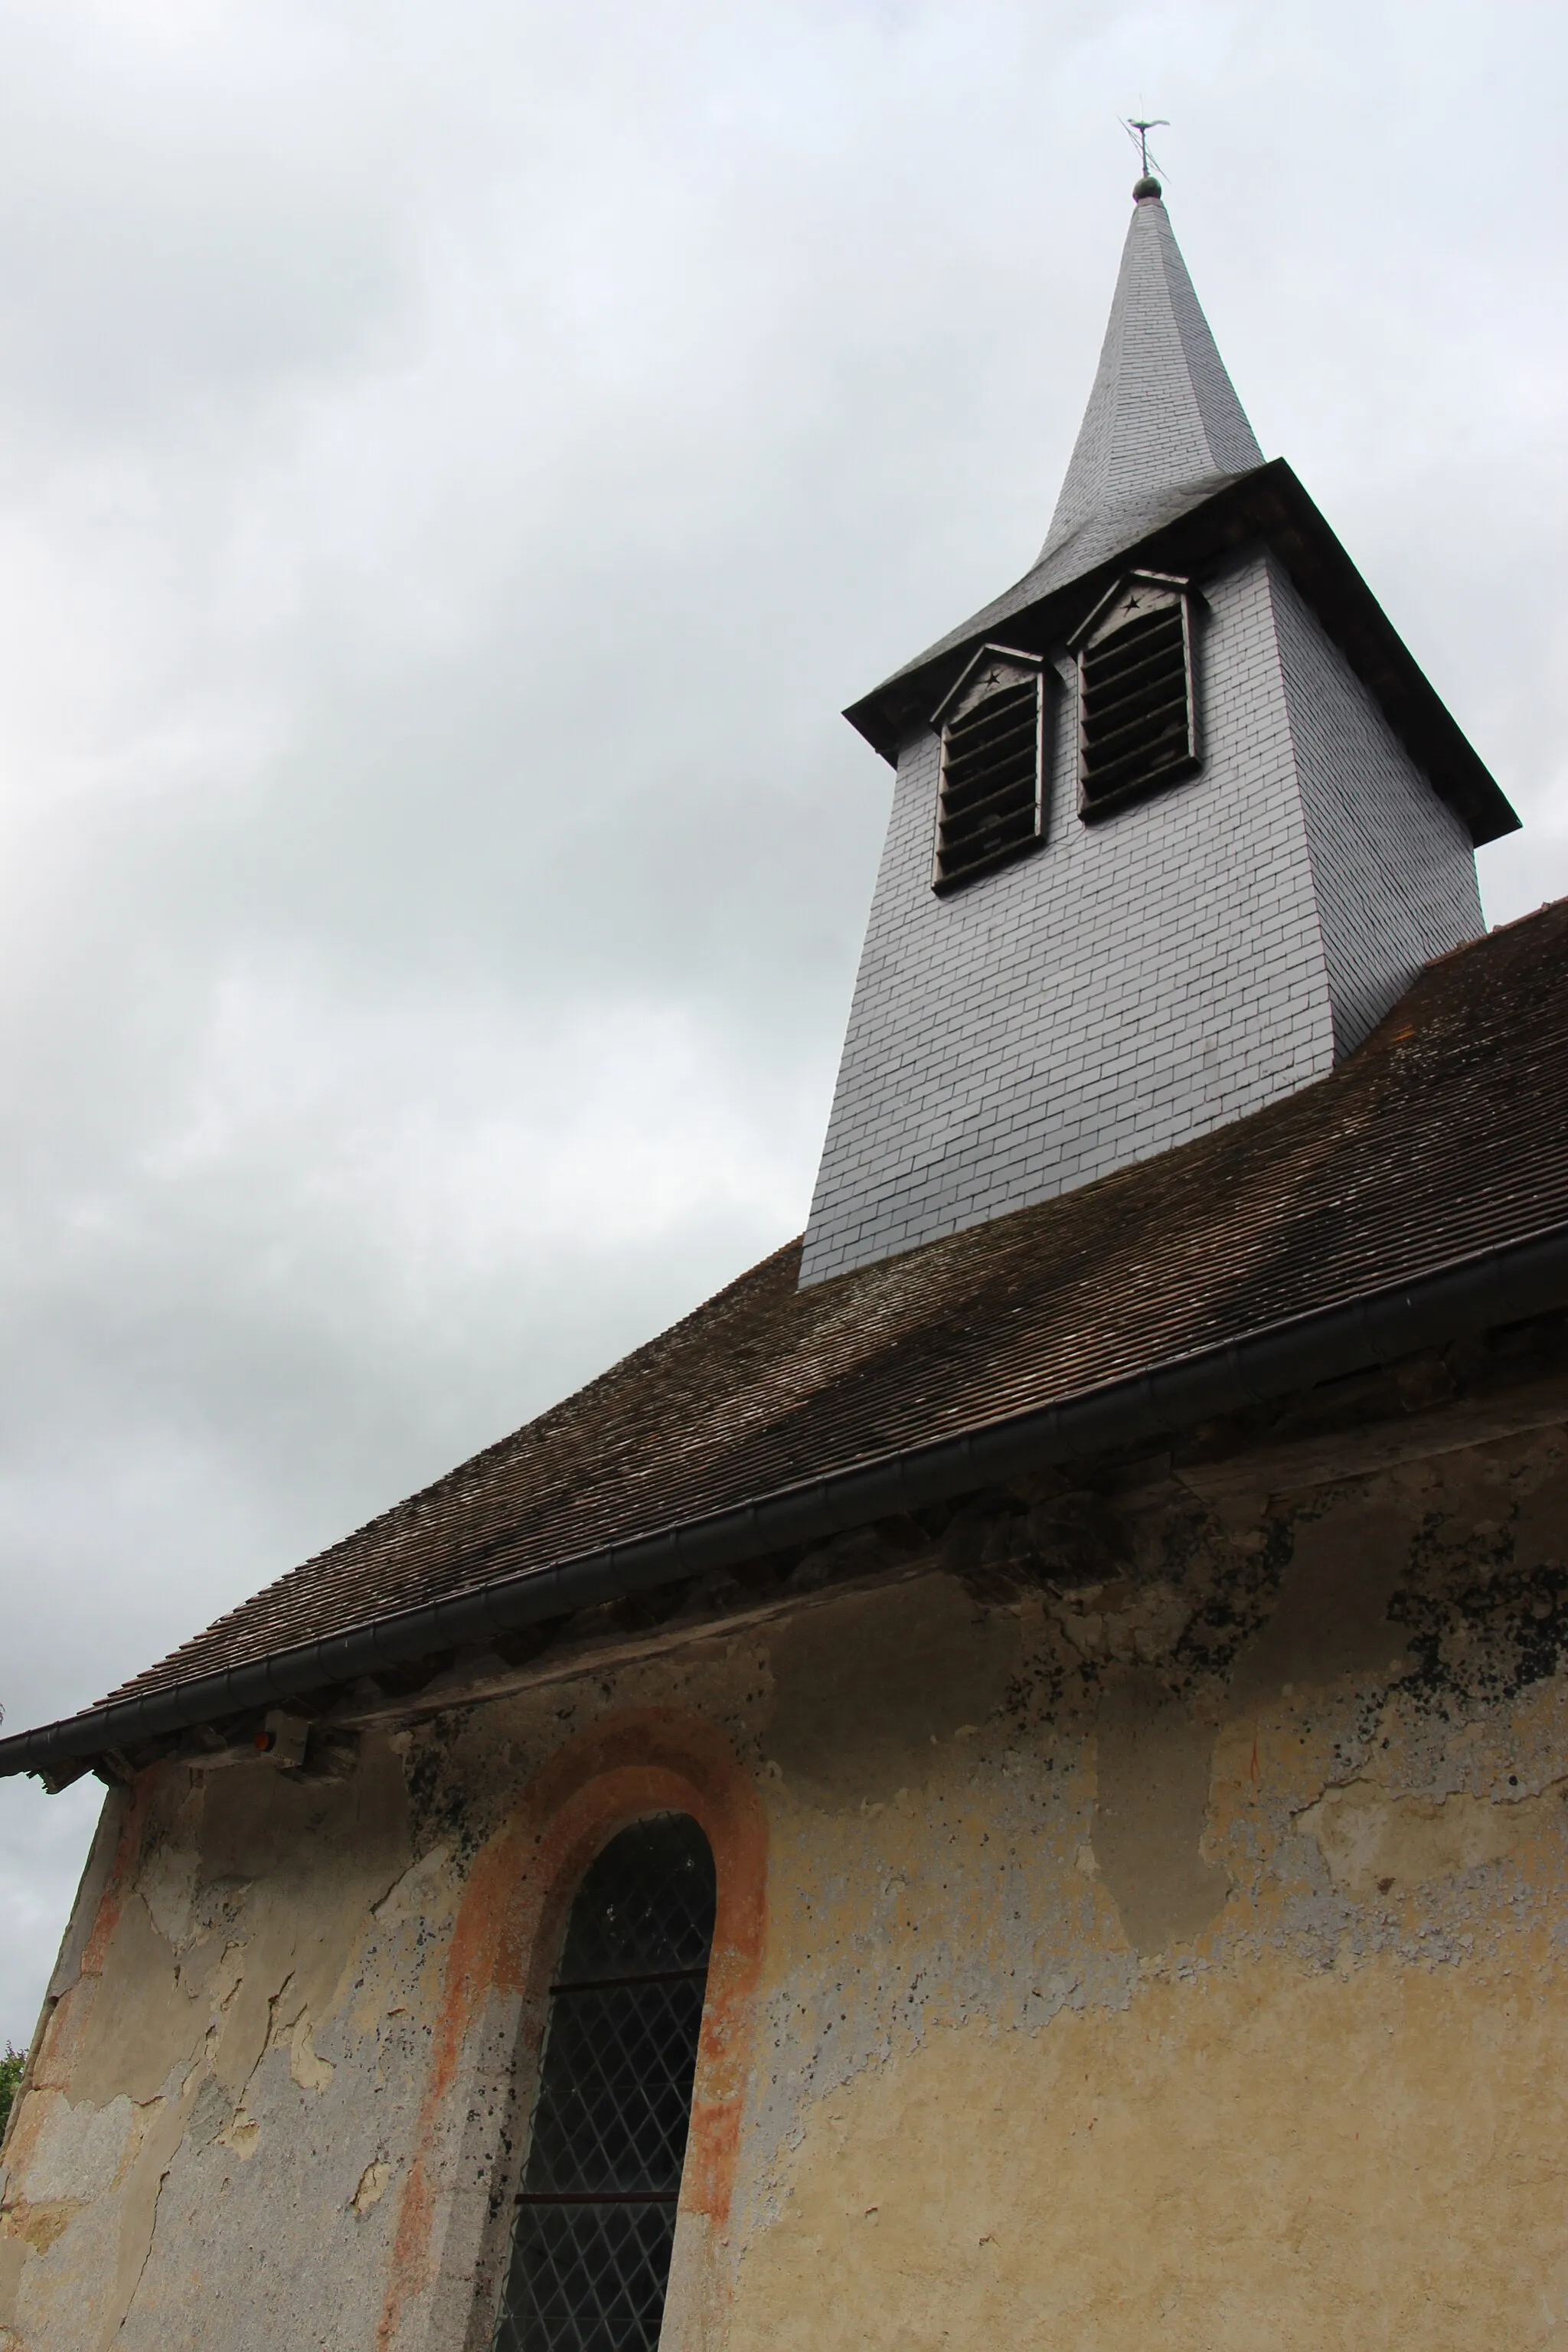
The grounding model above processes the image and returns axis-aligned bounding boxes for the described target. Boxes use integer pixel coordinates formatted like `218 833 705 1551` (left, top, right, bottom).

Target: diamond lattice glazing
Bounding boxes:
554 1814 716 1984
521 1977 707 2197
495 2202 677 2352
493 1815 716 2352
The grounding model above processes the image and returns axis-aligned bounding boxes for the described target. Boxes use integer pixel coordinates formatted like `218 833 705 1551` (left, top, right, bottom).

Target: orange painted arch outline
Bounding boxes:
378 1707 768 2350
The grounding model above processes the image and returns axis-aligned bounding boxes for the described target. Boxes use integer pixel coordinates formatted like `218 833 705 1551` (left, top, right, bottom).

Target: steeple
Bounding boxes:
858 179 1273 694
1040 178 1262 565
799 173 1511 1289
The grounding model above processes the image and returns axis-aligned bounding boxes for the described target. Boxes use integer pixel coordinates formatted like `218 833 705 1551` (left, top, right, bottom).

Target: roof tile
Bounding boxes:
99 900 1568 1710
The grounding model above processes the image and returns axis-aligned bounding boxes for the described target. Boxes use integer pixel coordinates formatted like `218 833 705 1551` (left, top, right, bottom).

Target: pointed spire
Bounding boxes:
1040 180 1261 563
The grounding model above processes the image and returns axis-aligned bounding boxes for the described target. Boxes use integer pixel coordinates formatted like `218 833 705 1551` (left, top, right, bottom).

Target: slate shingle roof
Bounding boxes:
871 470 1252 695
874 187 1262 704
1040 191 1262 557
96 898 1568 1712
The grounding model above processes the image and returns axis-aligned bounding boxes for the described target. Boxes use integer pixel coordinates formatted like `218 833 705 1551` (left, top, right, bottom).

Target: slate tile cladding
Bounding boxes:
1272 560 1484 1055
875 474 1247 709
800 548 1488 1285
801 552 1311 1281
95 897 1568 1713
848 462 1515 853
1041 193 1261 564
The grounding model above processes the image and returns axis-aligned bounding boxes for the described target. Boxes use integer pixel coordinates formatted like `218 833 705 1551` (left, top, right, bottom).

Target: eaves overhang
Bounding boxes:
5 1217 1567 1786
843 459 1520 849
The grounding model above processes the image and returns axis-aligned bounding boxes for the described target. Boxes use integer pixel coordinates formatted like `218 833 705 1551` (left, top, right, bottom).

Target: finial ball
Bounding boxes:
1132 173 1162 201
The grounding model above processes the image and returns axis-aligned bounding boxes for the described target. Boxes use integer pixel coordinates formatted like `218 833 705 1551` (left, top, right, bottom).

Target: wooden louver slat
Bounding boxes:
1079 597 1195 814
934 677 1044 892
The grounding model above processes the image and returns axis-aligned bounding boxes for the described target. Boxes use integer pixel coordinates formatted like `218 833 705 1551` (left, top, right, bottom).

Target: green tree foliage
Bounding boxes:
0 2044 25 2142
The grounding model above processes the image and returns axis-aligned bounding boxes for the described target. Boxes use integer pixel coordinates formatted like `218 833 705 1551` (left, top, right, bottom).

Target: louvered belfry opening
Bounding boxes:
494 1814 717 2352
933 651 1045 893
1076 574 1197 817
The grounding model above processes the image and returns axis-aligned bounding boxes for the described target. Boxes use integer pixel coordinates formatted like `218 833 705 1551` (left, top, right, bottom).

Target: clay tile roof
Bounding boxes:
96 899 1568 1710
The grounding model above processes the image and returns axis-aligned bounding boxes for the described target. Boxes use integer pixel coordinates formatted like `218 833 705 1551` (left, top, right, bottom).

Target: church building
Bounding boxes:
4 168 1568 2352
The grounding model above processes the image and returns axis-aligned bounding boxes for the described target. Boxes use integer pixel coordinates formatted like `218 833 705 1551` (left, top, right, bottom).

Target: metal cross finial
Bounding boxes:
1122 116 1169 182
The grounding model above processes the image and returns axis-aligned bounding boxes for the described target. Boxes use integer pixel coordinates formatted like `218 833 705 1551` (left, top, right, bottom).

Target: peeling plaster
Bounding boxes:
3 1423 1568 2348
1091 1672 1229 1952
289 2017 336 2095
1297 1774 1568 1894
353 2159 390 2216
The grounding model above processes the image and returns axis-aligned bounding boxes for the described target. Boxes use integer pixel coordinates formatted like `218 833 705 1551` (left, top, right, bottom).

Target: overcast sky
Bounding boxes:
1 0 1564 2047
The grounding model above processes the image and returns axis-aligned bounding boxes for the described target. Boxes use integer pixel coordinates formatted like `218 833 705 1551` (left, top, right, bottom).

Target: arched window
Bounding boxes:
493 1812 717 2352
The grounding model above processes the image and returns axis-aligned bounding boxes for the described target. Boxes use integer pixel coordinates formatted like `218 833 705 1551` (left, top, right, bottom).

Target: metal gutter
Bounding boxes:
6 1220 1568 1783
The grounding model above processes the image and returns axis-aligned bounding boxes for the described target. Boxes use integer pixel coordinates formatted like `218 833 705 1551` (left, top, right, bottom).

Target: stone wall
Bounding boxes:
5 1413 1568 2349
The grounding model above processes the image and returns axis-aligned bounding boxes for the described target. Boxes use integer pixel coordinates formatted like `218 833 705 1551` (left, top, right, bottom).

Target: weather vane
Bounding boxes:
1122 116 1169 183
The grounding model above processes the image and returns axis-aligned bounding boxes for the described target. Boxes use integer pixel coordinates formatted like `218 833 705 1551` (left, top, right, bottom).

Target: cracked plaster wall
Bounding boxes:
5 1419 1568 2349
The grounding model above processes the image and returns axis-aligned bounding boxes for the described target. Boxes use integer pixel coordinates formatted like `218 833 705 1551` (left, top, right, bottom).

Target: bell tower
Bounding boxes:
799 172 1515 1288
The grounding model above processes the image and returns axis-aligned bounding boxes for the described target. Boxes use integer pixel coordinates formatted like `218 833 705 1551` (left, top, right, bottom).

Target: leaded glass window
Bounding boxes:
492 1813 717 2352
